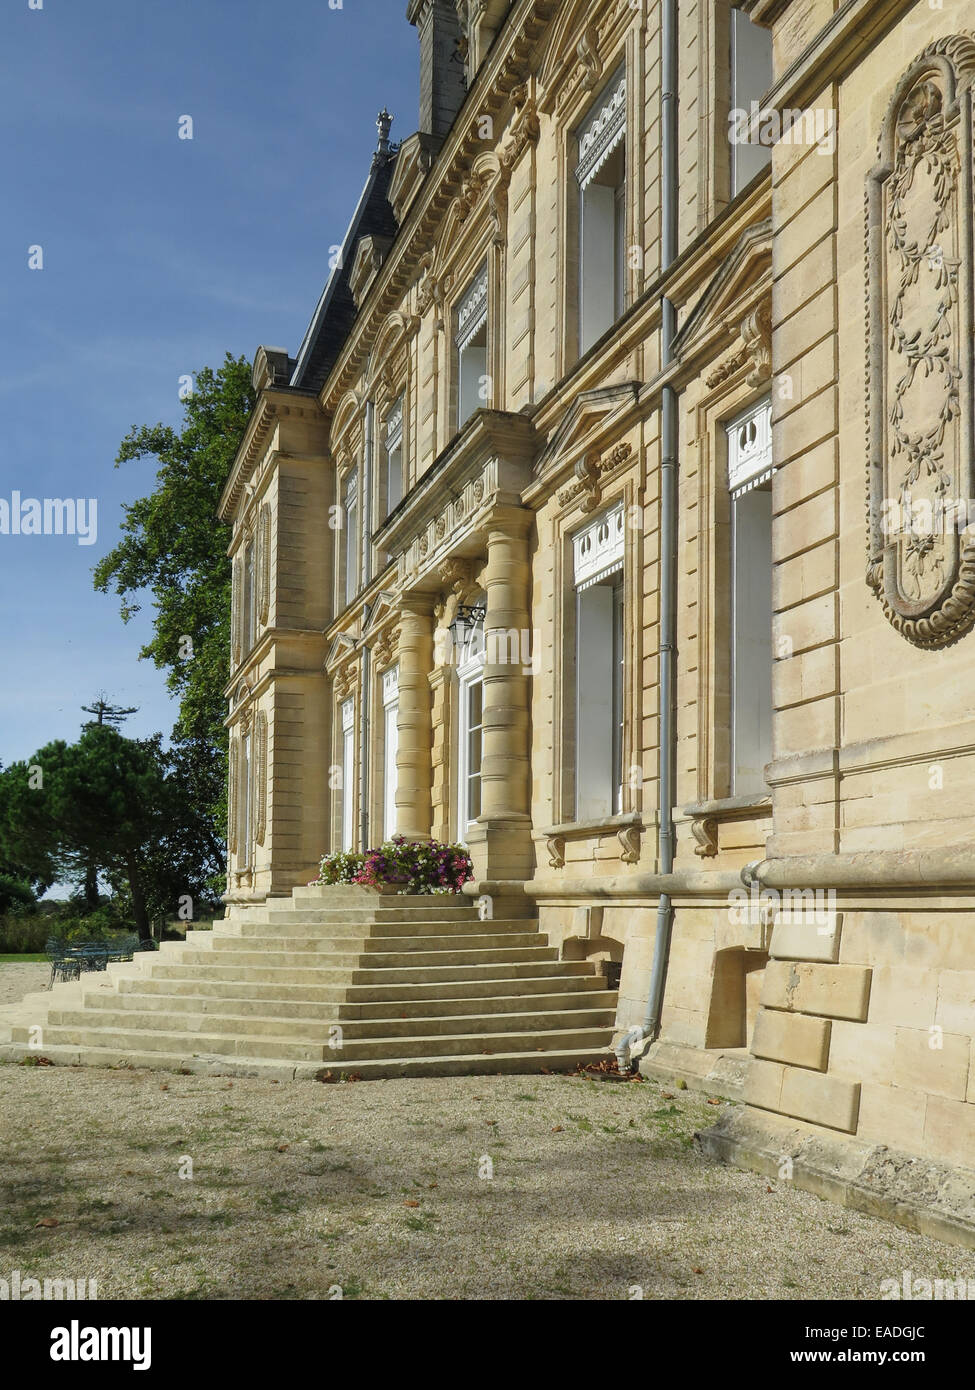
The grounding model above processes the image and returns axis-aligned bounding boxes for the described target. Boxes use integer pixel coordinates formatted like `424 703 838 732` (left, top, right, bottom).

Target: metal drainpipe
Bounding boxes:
617 0 679 1071
359 607 371 853
357 404 375 853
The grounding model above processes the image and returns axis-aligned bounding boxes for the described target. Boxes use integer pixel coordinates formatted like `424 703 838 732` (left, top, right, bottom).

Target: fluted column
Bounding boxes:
395 593 435 841
470 506 534 880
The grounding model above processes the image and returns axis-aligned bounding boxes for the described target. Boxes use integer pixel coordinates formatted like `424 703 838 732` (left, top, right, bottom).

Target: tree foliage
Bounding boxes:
0 728 223 938
93 354 255 828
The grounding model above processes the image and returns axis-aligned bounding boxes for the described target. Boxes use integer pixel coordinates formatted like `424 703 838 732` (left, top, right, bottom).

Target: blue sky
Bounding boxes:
0 0 417 767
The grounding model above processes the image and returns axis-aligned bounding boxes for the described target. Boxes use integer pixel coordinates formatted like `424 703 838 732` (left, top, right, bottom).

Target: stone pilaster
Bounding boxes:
395 594 435 841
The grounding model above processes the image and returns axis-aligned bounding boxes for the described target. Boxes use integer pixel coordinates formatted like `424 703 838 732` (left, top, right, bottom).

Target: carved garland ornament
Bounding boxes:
557 442 633 512
866 35 975 649
373 625 400 670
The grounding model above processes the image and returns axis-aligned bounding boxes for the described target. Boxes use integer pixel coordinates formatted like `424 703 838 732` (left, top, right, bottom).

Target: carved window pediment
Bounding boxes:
866 36 975 648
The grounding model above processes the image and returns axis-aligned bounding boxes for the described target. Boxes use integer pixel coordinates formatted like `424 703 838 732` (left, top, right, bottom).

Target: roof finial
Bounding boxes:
376 108 393 155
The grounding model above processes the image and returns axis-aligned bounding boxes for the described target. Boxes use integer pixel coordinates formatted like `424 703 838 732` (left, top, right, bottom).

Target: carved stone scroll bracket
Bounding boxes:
741 300 772 388
618 824 641 864
690 817 719 858
577 22 602 91
546 835 566 869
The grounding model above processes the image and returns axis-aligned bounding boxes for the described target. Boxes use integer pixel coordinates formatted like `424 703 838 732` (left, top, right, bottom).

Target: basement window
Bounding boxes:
573 503 626 819
727 398 774 795
729 7 773 196
341 697 356 852
382 665 399 842
456 264 489 429
577 66 627 354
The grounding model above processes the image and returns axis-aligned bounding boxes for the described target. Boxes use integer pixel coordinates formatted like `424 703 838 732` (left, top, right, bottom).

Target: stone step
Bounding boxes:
15 1021 613 1064
289 889 469 907
144 959 593 987
249 906 485 926
113 972 608 1006
79 985 618 1023
229 916 531 938
170 944 560 970
0 1041 612 1080
199 929 545 955
46 1003 616 1043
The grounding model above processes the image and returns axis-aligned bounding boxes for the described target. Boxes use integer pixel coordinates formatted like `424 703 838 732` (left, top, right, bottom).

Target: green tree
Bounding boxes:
0 727 223 939
93 354 255 831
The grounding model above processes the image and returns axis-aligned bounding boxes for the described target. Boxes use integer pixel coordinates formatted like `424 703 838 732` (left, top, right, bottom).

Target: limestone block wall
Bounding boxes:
728 0 975 1171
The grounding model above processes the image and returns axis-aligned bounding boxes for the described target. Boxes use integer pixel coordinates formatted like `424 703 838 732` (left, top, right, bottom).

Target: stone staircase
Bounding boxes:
0 886 618 1079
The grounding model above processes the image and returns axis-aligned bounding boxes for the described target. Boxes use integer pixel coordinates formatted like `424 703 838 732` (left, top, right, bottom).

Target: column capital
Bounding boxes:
483 503 534 540
397 590 438 618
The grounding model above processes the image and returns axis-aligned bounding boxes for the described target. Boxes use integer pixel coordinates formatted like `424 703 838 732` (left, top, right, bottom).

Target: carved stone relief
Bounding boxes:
866 36 975 648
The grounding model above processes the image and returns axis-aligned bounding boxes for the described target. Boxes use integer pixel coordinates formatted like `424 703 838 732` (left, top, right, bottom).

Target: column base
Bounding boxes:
465 816 534 883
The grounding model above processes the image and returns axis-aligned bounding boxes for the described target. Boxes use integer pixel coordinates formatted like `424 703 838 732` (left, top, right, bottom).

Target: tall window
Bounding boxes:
727 398 774 794
577 66 626 355
242 541 256 655
456 265 488 429
573 504 626 819
384 397 404 516
382 665 399 841
343 471 358 607
456 618 485 840
239 731 252 866
730 7 773 196
341 697 356 852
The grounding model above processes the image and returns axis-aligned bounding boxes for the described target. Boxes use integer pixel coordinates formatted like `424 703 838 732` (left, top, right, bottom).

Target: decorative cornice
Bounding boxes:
218 389 323 523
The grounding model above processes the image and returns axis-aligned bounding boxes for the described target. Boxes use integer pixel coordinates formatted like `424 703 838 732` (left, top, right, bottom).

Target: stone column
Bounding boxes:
395 593 435 841
469 506 534 881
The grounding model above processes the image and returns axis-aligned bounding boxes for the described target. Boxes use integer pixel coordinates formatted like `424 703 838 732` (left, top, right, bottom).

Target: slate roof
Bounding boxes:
289 127 400 395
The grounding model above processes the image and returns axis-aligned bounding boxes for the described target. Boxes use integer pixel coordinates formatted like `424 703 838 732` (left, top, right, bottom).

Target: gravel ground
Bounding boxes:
0 1059 967 1301
0 962 48 1004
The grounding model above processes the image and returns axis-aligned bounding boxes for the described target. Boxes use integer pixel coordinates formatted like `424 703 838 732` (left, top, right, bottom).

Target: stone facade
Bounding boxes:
218 0 975 1233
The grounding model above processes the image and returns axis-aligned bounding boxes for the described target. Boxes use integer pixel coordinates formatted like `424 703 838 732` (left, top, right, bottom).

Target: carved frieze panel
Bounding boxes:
866 36 975 648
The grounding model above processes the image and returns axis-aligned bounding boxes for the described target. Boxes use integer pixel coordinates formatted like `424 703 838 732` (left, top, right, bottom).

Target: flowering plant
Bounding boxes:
313 838 473 895
313 850 365 886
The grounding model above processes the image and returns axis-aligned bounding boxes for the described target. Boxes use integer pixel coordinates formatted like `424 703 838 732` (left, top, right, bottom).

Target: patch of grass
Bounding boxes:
513 1093 536 1102
0 954 46 963
404 1212 438 1233
567 1114 593 1133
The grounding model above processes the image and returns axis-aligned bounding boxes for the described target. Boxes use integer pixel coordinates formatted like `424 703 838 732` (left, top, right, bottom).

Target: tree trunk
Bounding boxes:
127 864 150 942
84 863 98 911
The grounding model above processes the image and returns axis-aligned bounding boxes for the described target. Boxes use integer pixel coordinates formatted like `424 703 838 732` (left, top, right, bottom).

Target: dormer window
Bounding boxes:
455 264 489 429
577 66 627 355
